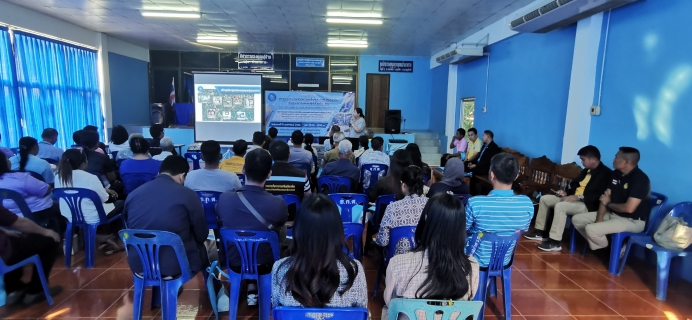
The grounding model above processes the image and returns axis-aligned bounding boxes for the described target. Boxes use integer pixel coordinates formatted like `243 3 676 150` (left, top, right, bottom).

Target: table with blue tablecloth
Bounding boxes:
174 103 194 125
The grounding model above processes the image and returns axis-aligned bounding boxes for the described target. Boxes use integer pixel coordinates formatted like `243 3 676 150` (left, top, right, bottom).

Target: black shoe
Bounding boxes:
537 240 562 252
23 286 62 305
523 230 547 241
6 288 27 306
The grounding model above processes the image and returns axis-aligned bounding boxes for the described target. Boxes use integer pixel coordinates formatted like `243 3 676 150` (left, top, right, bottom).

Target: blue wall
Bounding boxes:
456 26 577 161
359 55 432 131
109 52 149 126
429 65 449 133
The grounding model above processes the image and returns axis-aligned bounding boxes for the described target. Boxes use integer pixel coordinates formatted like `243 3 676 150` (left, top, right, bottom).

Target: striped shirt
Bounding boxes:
465 189 534 267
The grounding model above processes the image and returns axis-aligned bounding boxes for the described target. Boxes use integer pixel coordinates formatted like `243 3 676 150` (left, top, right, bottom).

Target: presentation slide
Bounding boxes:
265 91 355 137
194 73 262 143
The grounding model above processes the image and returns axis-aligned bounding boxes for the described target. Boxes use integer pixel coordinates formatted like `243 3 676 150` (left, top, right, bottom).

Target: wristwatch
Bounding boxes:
578 195 584 201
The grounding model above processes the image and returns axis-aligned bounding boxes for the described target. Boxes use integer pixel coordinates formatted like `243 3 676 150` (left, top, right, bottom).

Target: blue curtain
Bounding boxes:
0 27 22 149
13 32 103 149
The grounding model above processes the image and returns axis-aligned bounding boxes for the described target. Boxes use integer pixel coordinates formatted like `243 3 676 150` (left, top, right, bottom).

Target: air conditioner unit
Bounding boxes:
510 0 639 33
435 46 485 65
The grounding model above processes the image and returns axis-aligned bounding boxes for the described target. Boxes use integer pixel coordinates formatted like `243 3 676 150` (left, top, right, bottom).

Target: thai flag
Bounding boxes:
169 78 176 106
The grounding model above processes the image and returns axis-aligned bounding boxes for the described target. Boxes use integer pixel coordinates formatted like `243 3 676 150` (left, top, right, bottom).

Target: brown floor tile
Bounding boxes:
91 250 128 268
482 294 521 318
630 290 692 318
83 268 135 290
0 290 78 319
172 289 213 318
599 268 655 291
573 317 625 320
537 254 592 270
515 243 534 255
48 268 107 290
511 270 540 290
589 290 665 317
99 288 161 318
510 290 570 316
54 251 85 270
521 269 581 290
548 290 619 316
182 272 207 290
365 269 384 292
523 316 576 320
368 291 385 318
577 252 611 272
40 289 126 318
559 270 626 291
513 254 555 271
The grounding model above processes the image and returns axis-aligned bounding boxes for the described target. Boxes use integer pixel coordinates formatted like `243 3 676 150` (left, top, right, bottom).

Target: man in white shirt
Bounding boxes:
36 128 64 162
358 137 390 169
184 140 242 193
152 137 175 161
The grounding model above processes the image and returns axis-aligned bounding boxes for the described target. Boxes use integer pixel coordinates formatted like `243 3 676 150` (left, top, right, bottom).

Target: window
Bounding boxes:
461 98 475 130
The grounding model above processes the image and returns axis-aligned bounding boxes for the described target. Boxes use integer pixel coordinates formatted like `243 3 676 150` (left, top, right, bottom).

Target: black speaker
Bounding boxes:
385 110 401 134
150 103 173 127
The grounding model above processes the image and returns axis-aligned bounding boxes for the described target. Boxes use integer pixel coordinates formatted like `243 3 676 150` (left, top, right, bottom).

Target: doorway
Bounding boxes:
365 73 390 130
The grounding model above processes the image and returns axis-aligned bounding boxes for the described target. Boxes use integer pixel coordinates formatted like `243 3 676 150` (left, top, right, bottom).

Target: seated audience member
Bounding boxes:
440 128 467 167
0 205 62 305
250 131 265 150
288 130 314 174
323 132 355 164
0 133 13 158
0 152 60 232
358 136 389 169
320 140 359 190
55 149 124 254
10 137 54 185
525 145 612 251
125 155 208 276
72 130 83 149
271 194 367 308
375 165 428 254
262 135 272 150
463 128 482 167
119 137 161 194
354 135 370 159
36 128 63 162
148 124 164 148
265 140 312 199
108 125 130 153
465 153 534 267
152 137 175 161
383 193 479 319
220 139 247 174
572 147 650 252
80 130 116 187
185 140 241 192
267 126 278 141
303 133 318 174
115 134 145 162
82 125 107 153
469 130 501 195
406 143 430 175
427 158 470 197
369 149 412 202
323 125 340 152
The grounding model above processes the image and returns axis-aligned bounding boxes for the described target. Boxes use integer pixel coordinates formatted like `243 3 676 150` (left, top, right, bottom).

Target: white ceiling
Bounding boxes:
2 0 534 55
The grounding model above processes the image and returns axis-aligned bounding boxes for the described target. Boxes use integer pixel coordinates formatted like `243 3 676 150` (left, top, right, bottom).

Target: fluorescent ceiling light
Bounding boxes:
328 43 368 48
332 75 353 81
252 70 274 73
196 39 237 44
327 11 382 18
262 74 283 79
326 18 383 25
331 62 357 66
271 79 288 83
328 40 367 45
141 11 200 18
198 36 237 41
334 81 352 85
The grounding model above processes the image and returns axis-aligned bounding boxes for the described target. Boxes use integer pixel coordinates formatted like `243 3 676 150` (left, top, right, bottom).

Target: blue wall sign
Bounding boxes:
238 53 273 70
296 57 325 68
379 60 414 72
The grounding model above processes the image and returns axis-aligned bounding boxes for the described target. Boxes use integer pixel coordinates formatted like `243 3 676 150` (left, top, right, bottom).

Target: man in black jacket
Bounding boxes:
524 145 612 251
469 130 502 195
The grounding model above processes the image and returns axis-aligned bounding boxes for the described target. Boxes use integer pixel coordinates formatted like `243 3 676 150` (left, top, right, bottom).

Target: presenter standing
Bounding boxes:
345 107 366 138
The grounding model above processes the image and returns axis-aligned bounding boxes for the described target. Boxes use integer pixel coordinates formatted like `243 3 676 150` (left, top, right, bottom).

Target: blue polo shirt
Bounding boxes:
9 154 54 184
465 189 534 267
36 141 64 162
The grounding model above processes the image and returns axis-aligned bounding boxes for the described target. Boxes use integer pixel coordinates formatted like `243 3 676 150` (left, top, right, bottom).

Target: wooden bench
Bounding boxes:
552 162 582 192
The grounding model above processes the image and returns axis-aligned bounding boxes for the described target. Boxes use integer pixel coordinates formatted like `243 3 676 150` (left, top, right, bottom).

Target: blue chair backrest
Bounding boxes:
328 193 368 224
387 226 417 261
668 202 692 226
237 174 246 186
644 192 669 234
196 191 221 229
280 194 301 209
0 188 33 219
467 231 522 274
422 174 430 185
273 307 368 320
219 229 280 278
13 170 45 182
10 147 19 154
360 164 388 191
184 152 202 170
292 162 311 175
41 158 59 165
318 176 352 194
52 188 109 225
122 172 156 195
373 194 397 227
453 194 472 206
118 229 192 282
388 299 483 320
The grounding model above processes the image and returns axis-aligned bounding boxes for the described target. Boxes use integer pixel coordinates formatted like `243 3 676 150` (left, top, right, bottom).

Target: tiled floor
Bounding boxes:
1 237 691 319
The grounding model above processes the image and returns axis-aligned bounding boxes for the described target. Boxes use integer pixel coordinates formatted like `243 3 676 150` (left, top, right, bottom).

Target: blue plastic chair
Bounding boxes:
41 158 59 165
618 202 692 301
373 226 417 298
578 192 668 274
121 172 157 195
388 299 483 320
184 152 202 170
329 193 368 224
119 229 196 320
291 162 311 175
468 231 523 320
11 170 46 182
219 229 280 320
372 194 397 231
53 188 126 268
0 188 35 221
0 255 54 306
318 176 352 194
237 173 246 186
196 191 221 229
453 194 472 206
281 194 301 238
273 307 368 319
342 222 365 260
10 147 19 154
360 164 388 194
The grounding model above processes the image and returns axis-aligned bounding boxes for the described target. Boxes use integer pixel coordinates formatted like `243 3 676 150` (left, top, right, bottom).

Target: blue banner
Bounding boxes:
238 53 273 70
379 60 414 72
265 91 355 136
296 57 325 68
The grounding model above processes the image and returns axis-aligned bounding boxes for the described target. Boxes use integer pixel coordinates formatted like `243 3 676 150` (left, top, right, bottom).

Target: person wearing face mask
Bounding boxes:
123 155 208 277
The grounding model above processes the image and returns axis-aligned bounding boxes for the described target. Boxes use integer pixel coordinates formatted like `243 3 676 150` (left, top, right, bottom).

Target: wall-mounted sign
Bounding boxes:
379 60 413 73
296 57 325 68
238 53 274 70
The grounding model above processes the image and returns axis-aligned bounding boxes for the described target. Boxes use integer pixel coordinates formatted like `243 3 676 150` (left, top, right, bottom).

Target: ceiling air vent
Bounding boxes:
510 0 640 33
523 9 541 22
510 17 525 28
539 1 560 14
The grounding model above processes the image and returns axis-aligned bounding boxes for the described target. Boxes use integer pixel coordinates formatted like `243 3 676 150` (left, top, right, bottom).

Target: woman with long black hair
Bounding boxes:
271 194 367 308
9 137 54 185
369 149 413 202
383 193 479 319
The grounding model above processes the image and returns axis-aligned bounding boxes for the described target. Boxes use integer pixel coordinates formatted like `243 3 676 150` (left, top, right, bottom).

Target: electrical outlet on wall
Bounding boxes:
482 106 487 113
591 105 601 116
